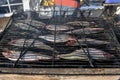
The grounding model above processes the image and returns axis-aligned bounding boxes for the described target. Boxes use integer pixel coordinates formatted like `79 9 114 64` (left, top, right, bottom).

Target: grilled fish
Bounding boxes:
66 38 110 46
16 20 45 27
65 21 94 27
8 39 58 53
38 34 76 43
66 28 104 34
2 50 52 62
46 25 73 31
58 48 114 61
15 23 39 32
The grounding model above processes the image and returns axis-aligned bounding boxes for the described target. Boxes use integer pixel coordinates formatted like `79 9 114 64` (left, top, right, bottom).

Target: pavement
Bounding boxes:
0 74 120 80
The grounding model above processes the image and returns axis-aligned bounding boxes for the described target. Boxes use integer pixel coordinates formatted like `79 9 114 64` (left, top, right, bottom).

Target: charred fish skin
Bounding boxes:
7 39 59 53
38 34 76 43
65 21 91 27
66 38 110 46
14 22 40 32
2 50 53 62
46 25 73 31
66 28 104 35
58 48 115 61
15 20 45 27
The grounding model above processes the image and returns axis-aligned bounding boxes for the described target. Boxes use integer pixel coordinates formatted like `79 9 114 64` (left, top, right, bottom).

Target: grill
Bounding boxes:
0 1 120 74
0 14 120 68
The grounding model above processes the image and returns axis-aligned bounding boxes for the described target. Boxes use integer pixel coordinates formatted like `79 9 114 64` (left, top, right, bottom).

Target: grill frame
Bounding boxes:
0 17 120 69
0 68 120 75
0 6 120 75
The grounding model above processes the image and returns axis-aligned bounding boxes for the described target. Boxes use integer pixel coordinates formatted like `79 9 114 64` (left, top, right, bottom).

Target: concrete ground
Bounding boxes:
0 74 120 80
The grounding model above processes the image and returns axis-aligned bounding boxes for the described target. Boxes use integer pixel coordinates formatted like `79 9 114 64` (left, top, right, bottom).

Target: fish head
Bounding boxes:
66 40 77 46
8 39 18 45
66 35 77 46
68 35 77 41
2 50 16 58
103 52 115 59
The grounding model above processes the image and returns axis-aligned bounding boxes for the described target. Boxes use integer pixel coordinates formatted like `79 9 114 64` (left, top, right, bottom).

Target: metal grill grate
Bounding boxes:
0 12 120 68
0 1 120 69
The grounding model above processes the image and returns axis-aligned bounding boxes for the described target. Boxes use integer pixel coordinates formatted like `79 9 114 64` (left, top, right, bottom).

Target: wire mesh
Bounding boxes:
0 1 120 68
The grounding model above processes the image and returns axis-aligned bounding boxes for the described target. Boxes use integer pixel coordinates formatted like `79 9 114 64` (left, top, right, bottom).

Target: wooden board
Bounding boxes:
0 17 11 33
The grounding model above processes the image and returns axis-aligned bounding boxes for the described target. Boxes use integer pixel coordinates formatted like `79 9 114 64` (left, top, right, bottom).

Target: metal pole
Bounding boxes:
7 0 11 12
